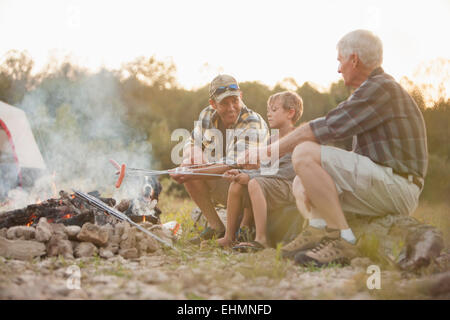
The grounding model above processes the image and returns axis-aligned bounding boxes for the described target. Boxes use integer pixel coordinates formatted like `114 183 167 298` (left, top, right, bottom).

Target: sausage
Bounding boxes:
109 159 121 170
115 164 126 188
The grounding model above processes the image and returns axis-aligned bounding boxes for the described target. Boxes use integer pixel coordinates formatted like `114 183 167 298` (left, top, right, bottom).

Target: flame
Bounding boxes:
62 213 72 219
142 216 146 223
26 213 37 227
36 198 42 204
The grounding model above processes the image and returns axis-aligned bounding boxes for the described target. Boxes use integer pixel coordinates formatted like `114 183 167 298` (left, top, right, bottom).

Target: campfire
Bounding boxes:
0 189 176 261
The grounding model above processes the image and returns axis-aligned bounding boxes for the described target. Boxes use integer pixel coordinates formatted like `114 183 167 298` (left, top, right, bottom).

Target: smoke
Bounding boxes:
4 68 154 208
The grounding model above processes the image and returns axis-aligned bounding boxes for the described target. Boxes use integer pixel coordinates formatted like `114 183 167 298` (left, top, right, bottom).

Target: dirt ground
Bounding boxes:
1 243 449 300
1 194 449 300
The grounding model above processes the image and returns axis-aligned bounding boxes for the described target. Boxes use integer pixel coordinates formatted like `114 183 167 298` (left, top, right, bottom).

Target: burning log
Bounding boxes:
0 190 115 229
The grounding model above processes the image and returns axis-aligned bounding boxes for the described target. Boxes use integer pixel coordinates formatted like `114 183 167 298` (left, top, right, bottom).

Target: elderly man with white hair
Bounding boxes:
246 29 428 266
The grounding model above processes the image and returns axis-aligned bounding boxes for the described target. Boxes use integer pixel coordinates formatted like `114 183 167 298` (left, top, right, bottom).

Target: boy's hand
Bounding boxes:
235 173 250 185
224 169 250 185
223 169 240 181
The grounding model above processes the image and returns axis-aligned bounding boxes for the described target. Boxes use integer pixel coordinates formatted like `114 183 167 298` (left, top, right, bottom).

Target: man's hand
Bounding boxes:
223 169 250 185
170 145 206 184
237 145 273 170
168 166 192 184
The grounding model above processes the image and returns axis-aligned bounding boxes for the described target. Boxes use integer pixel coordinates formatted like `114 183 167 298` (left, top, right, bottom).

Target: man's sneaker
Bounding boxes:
294 237 359 267
189 226 225 245
281 226 340 259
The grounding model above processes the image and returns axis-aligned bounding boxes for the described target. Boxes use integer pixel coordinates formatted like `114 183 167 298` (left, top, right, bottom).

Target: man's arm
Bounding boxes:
270 122 318 157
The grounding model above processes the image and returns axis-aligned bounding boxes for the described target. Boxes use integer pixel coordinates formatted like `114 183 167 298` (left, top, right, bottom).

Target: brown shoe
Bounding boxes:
294 237 359 267
281 226 340 259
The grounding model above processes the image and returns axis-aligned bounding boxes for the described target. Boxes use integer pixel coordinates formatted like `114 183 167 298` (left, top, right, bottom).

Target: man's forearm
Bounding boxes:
272 122 318 157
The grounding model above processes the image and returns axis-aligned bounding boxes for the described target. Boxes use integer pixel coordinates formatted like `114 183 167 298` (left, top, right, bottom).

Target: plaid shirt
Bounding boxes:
187 101 269 164
310 67 428 179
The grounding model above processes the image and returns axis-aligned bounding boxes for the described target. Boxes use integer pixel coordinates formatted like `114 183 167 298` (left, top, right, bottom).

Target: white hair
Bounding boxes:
337 29 383 69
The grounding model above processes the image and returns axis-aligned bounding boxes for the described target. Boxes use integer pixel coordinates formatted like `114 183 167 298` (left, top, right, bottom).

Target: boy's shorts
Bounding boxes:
206 178 231 206
321 145 422 216
243 177 296 212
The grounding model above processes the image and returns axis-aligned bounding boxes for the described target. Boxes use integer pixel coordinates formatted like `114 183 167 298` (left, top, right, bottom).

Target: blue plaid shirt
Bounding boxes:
310 67 428 179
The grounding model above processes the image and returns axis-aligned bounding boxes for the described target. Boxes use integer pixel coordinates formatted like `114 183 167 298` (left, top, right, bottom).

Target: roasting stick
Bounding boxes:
73 190 179 251
109 159 236 188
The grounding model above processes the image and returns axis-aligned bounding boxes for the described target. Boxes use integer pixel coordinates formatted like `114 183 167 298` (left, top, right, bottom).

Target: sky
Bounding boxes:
0 0 449 91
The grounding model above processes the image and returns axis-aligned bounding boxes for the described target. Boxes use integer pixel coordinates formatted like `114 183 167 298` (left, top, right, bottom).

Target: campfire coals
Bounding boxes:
0 190 117 229
0 190 161 230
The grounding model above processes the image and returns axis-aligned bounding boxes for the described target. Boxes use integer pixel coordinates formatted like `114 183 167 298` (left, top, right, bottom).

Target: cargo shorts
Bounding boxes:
242 177 296 212
321 146 422 216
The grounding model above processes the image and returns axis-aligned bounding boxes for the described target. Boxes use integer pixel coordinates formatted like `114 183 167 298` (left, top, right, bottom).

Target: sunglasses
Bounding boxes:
212 84 239 97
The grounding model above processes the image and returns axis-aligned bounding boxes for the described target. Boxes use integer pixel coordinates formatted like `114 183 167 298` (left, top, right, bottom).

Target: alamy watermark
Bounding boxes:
366 265 381 290
66 265 81 290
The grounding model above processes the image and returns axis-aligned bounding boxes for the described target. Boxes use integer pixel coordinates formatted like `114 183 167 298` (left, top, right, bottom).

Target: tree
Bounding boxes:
0 50 34 104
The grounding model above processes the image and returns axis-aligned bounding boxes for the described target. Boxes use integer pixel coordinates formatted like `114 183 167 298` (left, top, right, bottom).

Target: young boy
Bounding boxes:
217 91 303 250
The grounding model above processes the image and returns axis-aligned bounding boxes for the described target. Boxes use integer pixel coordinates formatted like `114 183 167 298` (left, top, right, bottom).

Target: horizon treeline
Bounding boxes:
0 50 449 203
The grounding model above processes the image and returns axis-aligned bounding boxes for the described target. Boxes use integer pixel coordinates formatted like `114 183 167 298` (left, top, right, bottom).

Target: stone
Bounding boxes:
119 248 139 259
114 222 127 237
347 214 444 271
120 226 136 250
109 234 121 245
350 257 373 269
47 234 74 259
99 248 114 259
51 224 68 239
140 237 160 254
6 226 35 240
105 243 119 255
65 225 81 240
35 218 52 242
0 236 46 260
102 224 115 239
0 228 7 238
77 223 109 247
74 242 98 258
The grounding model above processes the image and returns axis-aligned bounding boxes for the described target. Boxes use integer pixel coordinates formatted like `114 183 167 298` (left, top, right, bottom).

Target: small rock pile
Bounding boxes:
0 218 174 261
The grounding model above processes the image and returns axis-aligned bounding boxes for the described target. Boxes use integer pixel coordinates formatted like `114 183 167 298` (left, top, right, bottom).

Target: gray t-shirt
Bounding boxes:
242 153 295 181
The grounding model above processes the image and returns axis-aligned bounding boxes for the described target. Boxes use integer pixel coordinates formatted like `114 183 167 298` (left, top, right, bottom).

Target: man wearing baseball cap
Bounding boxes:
170 74 269 244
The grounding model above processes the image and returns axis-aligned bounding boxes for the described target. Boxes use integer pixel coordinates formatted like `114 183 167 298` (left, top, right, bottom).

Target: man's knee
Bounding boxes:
292 141 321 172
292 176 305 200
184 179 209 194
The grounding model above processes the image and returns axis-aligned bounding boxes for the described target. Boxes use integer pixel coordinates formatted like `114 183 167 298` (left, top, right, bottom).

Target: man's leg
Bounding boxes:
289 142 358 266
184 179 225 232
291 141 349 230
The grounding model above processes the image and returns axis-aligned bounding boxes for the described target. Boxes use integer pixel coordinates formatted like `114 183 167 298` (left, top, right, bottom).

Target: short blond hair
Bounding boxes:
268 91 303 124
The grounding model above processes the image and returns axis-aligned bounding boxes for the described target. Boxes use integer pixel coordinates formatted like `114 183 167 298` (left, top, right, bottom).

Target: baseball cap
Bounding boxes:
209 74 240 102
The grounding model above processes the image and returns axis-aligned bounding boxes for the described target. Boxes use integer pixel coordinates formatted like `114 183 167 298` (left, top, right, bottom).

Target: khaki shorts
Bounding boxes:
206 179 231 206
321 146 422 216
243 177 296 212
